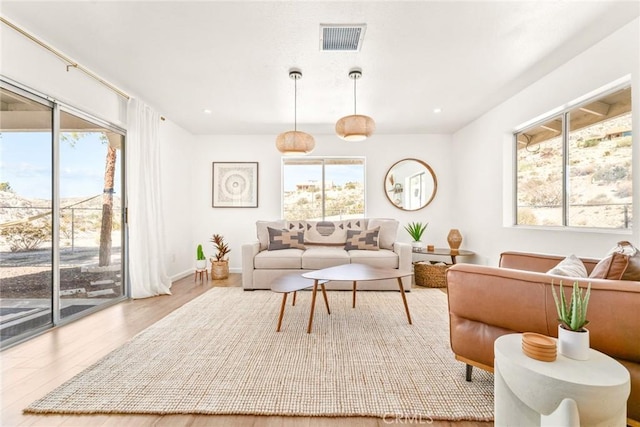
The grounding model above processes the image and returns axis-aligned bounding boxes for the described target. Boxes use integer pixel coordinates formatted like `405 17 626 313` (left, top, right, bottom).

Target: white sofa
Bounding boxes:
242 218 412 291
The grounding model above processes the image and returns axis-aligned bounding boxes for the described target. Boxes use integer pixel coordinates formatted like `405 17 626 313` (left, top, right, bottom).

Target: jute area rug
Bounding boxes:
25 287 494 420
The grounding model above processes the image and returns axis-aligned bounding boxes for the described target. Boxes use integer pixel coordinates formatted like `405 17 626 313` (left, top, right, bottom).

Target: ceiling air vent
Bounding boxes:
320 24 366 52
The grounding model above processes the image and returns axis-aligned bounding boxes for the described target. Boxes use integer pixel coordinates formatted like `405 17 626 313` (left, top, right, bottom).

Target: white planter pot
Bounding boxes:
412 241 423 250
196 259 207 270
558 325 590 360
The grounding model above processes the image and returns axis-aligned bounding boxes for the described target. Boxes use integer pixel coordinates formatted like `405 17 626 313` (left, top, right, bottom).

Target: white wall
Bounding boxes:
0 23 126 128
452 18 640 265
158 120 196 280
190 133 454 272
1 23 198 281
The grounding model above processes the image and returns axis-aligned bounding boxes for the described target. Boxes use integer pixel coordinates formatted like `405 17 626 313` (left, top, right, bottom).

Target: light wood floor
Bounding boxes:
1 273 492 427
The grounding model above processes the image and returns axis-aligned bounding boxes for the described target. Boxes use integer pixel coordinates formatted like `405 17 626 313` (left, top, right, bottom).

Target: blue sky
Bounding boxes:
0 132 121 200
283 164 364 192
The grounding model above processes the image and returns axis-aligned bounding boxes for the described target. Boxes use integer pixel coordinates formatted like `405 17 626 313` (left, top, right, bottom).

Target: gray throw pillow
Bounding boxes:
267 227 305 251
344 227 379 251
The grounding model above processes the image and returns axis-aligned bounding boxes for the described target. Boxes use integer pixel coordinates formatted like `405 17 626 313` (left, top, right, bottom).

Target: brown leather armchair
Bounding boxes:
446 251 640 424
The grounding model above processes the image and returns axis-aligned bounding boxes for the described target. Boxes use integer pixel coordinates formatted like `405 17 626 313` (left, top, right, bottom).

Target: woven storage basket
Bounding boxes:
414 262 450 288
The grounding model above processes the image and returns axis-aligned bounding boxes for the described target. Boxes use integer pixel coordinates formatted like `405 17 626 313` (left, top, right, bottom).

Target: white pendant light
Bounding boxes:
335 69 375 141
276 70 315 155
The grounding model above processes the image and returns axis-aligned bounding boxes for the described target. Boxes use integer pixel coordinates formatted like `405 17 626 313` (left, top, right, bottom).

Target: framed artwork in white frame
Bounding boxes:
212 162 258 208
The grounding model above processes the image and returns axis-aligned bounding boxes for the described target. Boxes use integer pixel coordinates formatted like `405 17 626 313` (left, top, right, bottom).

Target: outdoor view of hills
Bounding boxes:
283 181 365 220
0 189 122 253
517 113 632 228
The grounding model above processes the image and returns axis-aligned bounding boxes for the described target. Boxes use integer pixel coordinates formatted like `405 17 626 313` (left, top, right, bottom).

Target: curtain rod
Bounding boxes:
1 16 167 121
0 17 131 100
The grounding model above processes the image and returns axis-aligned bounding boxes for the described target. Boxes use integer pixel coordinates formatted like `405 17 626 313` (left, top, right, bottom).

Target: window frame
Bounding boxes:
513 82 633 230
281 156 366 220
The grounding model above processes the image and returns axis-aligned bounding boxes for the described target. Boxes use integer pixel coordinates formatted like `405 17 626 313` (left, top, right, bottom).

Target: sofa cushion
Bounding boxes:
301 246 350 269
349 249 399 269
304 219 364 245
367 218 399 250
254 248 303 269
257 220 286 250
546 254 588 278
267 227 305 251
344 227 379 251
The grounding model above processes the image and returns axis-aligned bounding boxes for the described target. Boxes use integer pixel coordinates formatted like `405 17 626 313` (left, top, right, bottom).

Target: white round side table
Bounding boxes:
494 333 630 426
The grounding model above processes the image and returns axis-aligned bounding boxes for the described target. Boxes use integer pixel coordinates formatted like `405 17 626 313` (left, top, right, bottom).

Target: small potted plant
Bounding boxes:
196 244 207 270
210 234 231 280
404 222 428 250
551 280 591 360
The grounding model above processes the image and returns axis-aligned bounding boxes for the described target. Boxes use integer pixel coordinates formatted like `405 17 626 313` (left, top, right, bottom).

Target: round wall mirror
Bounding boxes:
384 158 437 210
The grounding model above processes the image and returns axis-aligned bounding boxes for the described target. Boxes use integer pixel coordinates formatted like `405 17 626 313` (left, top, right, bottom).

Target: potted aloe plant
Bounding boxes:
551 280 591 360
196 244 207 270
404 222 428 250
210 234 231 280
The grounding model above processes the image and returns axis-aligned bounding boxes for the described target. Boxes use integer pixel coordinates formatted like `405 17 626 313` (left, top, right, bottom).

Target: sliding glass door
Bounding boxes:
0 87 54 341
58 110 124 320
0 83 126 347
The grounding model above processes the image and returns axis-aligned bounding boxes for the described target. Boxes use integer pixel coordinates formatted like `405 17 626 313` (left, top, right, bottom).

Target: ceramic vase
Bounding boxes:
447 229 463 253
557 325 590 360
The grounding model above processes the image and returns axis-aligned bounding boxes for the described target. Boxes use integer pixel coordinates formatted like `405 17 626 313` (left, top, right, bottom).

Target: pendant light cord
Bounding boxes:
294 77 298 132
353 77 357 115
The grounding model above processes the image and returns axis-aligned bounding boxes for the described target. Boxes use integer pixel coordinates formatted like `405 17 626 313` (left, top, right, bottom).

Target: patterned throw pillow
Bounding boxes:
302 219 365 245
267 227 305 251
344 227 379 251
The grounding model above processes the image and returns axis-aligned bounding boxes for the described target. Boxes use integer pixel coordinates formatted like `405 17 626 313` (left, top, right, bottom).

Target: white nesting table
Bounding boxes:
494 333 630 426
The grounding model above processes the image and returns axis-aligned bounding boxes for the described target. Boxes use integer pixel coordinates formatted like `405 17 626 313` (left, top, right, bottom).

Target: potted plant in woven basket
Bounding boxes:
551 280 591 360
210 234 231 280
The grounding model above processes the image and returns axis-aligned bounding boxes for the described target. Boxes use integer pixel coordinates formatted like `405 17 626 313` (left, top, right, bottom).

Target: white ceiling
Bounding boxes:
2 1 639 136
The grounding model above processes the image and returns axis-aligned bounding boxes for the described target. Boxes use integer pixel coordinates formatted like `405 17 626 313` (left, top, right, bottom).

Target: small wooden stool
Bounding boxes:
194 268 208 282
270 274 330 332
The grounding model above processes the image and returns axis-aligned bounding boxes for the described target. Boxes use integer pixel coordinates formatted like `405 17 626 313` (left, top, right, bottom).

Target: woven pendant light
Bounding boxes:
335 70 375 141
276 70 315 155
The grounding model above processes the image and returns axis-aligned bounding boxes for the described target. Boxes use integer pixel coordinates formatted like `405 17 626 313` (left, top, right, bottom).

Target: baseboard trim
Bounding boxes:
170 269 193 282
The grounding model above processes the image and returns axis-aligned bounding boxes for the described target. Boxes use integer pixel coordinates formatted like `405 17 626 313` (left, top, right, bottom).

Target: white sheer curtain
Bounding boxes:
126 98 172 298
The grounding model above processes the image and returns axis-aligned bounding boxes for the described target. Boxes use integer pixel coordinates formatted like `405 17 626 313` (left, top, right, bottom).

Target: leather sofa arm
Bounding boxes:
241 241 260 288
447 263 640 361
447 264 552 335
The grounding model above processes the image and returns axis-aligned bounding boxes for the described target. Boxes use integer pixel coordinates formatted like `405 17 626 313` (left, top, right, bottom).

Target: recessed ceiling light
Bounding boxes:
433 108 442 114
203 109 212 114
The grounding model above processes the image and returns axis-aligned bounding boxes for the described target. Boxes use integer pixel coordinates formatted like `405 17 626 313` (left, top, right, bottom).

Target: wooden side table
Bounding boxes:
412 247 474 264
194 268 208 282
494 333 630 426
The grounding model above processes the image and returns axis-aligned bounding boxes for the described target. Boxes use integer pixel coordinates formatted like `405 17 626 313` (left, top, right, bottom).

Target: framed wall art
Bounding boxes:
212 162 258 208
